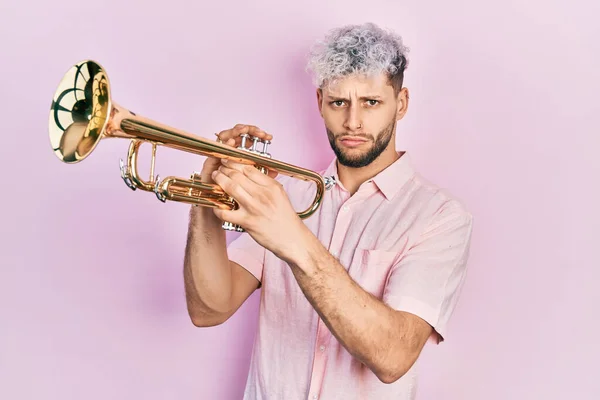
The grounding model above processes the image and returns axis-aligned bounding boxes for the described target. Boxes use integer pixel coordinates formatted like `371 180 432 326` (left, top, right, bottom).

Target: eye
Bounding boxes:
366 100 379 106
331 100 345 107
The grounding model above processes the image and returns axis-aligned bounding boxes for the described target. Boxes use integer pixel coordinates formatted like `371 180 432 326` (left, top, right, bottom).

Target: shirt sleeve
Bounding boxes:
382 201 474 343
226 232 266 284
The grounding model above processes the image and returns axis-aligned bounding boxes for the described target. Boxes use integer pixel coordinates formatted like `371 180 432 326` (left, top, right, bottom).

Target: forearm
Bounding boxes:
287 232 410 381
183 206 233 316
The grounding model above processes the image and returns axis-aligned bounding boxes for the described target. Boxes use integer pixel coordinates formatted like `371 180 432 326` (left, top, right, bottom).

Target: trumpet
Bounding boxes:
48 60 336 232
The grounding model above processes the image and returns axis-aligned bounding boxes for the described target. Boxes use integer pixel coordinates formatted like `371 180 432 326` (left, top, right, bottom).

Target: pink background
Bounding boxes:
1 0 599 399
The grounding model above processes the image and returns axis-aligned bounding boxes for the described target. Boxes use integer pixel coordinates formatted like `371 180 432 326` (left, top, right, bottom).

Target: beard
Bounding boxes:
326 118 396 168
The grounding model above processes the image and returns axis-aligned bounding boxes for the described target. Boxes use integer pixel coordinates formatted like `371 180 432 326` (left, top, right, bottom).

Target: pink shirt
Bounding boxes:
227 152 474 400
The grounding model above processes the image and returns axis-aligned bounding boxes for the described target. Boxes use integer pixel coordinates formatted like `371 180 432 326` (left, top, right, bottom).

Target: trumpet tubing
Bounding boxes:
48 60 335 232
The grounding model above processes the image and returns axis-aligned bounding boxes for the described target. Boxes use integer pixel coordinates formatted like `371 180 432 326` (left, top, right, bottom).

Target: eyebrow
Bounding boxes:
326 95 383 101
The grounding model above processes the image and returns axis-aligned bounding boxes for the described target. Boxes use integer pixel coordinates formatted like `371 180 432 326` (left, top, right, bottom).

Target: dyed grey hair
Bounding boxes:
306 22 409 94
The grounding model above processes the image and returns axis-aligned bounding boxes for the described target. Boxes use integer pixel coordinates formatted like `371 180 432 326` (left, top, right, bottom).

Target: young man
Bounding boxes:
183 22 474 400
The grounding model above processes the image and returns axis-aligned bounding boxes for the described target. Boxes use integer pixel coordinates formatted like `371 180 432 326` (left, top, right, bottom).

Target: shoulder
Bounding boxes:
408 171 474 228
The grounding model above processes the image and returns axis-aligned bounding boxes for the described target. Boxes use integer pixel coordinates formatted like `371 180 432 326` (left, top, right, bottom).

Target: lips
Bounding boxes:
339 136 369 148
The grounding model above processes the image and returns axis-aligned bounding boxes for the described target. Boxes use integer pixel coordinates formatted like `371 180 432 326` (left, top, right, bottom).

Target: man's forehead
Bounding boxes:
322 73 392 96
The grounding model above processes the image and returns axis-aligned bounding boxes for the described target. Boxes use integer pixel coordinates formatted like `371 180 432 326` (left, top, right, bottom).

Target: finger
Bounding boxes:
220 160 276 187
212 207 245 227
230 127 273 150
216 163 265 198
236 124 273 141
216 125 246 144
215 136 239 150
219 158 278 180
212 168 255 207
217 125 273 148
246 125 273 141
230 161 279 182
199 155 222 177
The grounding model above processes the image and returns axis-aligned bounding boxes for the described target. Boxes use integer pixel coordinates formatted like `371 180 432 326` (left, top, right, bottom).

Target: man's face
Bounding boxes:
317 73 408 168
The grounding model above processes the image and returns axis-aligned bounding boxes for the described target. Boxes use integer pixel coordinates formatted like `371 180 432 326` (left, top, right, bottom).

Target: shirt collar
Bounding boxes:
323 151 415 200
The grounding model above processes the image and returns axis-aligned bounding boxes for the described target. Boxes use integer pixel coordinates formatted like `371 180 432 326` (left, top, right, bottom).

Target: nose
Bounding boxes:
343 104 363 131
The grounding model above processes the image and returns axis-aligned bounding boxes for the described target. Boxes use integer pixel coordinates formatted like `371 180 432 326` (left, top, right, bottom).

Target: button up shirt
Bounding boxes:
227 152 474 399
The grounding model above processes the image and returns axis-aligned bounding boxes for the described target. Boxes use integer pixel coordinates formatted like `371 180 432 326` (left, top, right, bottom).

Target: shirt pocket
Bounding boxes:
349 249 400 299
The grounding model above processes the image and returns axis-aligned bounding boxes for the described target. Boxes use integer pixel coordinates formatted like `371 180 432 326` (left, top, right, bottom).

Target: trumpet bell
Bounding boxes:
49 60 111 164
48 59 336 232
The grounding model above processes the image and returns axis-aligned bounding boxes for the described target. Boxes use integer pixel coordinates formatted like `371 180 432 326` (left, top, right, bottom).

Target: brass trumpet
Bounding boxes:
48 60 335 232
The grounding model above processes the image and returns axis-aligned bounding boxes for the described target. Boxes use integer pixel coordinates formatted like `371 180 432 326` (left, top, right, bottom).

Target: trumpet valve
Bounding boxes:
237 134 272 158
222 222 245 232
239 133 250 148
261 139 272 158
250 136 260 152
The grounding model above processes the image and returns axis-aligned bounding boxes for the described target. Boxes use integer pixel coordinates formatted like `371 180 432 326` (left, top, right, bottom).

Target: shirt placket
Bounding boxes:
306 195 356 400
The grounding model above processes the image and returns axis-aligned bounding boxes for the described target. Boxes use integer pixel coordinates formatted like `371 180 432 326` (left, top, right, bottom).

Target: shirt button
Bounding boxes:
342 205 349 212
313 395 318 400
319 345 326 352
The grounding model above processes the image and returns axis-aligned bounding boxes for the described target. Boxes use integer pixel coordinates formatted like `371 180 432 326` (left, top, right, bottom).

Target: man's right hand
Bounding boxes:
199 124 275 183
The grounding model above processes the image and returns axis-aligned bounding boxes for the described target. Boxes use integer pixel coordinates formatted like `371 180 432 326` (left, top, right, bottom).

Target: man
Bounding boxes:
183 22 474 399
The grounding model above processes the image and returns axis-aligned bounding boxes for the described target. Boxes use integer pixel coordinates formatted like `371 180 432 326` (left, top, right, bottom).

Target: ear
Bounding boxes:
396 87 409 120
316 88 324 117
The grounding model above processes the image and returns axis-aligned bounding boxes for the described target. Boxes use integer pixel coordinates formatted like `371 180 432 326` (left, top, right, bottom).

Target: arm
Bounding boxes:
210 162 473 382
183 124 272 327
286 230 433 384
183 206 259 327
209 163 431 381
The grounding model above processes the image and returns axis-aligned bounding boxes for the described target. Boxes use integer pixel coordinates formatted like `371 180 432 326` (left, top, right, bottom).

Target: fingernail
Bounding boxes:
211 170 217 177
221 159 228 164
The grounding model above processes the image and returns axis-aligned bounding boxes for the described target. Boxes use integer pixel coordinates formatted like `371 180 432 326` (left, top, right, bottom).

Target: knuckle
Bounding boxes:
229 169 241 179
221 179 236 193
244 218 256 231
235 125 249 133
230 170 246 183
212 174 224 187
257 192 270 205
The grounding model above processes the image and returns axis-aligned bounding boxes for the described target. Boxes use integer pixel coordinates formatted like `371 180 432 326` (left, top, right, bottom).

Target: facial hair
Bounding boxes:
326 118 396 168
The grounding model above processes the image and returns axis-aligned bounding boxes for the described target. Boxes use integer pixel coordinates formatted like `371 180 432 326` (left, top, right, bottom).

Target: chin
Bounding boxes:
336 153 374 168
335 143 388 168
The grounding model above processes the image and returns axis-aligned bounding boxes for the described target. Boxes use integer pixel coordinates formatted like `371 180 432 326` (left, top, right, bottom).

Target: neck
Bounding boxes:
337 146 401 195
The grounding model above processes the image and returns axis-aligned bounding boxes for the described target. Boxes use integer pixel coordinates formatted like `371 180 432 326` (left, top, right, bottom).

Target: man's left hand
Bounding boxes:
211 159 310 262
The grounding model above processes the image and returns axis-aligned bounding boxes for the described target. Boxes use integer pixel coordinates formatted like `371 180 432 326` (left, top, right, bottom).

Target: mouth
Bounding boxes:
339 136 369 148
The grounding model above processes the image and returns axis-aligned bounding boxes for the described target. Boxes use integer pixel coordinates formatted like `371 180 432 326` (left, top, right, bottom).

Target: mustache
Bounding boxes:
328 131 374 140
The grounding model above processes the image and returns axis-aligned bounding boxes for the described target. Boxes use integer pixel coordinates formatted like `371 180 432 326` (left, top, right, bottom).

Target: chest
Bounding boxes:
265 187 431 302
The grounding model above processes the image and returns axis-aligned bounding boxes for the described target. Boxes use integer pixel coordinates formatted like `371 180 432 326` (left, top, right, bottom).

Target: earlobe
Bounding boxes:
396 101 404 120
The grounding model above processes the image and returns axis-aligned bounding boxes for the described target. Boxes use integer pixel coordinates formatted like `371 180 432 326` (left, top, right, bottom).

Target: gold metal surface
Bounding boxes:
49 60 334 231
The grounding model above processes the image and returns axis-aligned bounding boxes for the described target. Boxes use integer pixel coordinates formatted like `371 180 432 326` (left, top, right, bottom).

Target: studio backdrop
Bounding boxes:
1 0 598 399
